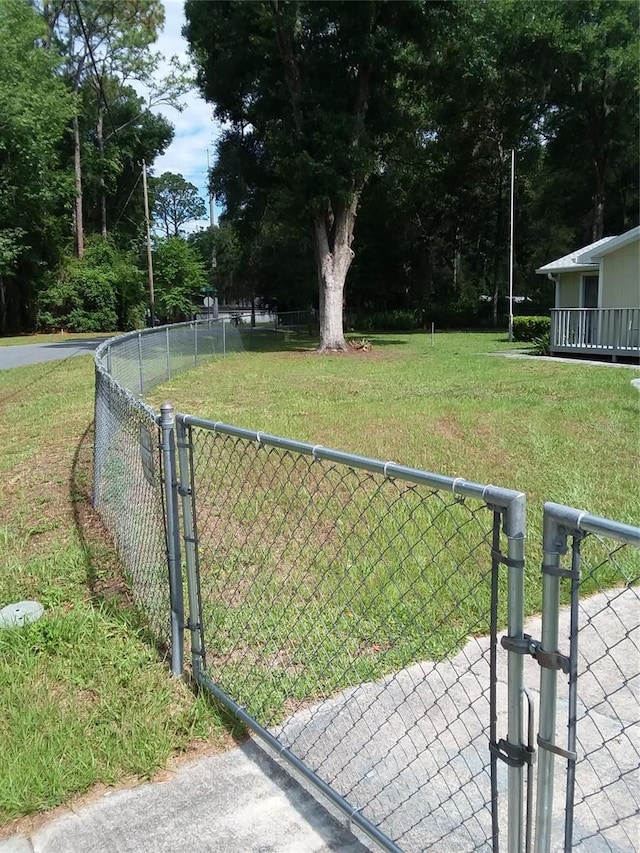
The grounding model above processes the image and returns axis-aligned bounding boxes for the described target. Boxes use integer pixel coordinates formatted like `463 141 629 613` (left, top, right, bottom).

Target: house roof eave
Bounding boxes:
535 262 598 275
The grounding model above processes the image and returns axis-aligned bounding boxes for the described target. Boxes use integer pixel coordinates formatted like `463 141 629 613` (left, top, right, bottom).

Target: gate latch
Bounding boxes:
501 634 570 674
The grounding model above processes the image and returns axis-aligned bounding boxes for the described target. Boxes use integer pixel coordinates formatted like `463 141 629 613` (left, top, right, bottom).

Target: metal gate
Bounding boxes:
162 404 530 853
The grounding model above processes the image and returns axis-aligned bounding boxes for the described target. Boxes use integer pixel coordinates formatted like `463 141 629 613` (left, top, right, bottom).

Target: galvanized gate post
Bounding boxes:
504 493 527 853
194 322 198 368
92 364 103 509
159 402 184 677
533 508 564 853
175 417 205 677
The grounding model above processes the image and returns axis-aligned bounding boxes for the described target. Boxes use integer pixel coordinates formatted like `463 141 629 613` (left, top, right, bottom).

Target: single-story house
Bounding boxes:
536 226 640 361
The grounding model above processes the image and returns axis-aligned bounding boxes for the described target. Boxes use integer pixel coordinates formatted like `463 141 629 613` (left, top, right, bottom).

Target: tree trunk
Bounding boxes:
72 114 84 257
97 106 108 237
311 202 356 352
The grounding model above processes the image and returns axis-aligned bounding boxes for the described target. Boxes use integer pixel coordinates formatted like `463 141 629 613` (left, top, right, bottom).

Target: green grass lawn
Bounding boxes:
1 330 638 829
151 331 640 528
0 332 114 347
0 356 234 832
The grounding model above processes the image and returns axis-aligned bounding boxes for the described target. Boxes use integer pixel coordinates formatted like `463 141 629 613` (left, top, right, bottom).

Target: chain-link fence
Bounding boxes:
93 362 170 642
93 319 250 651
92 322 639 853
534 504 640 853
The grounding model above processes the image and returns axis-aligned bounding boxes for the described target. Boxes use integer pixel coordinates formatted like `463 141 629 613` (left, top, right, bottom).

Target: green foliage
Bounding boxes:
185 0 455 346
184 0 637 333
37 239 144 332
153 237 207 322
512 316 551 343
358 310 421 333
0 0 75 332
530 331 551 356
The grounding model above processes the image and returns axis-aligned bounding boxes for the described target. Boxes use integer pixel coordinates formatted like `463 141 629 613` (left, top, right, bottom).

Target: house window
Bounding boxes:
581 275 599 308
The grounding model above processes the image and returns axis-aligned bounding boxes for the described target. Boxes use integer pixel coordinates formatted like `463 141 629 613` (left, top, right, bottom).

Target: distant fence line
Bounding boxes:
93 319 639 853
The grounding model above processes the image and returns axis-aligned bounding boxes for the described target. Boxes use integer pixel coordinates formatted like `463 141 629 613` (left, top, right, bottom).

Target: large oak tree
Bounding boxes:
185 0 452 351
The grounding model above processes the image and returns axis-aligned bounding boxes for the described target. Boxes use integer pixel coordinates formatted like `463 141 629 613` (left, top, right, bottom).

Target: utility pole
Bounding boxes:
141 159 155 327
508 149 515 342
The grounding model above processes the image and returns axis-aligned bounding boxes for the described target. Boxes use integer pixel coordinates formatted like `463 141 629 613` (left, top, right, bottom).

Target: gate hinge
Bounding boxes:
177 484 192 497
501 634 570 674
490 737 536 768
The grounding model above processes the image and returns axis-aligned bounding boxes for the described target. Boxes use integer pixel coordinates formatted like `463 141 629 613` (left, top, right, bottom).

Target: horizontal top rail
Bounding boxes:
544 501 640 547
550 307 640 313
179 412 525 512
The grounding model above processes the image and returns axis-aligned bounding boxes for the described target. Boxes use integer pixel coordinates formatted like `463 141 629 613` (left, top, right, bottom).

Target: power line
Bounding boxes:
113 169 143 228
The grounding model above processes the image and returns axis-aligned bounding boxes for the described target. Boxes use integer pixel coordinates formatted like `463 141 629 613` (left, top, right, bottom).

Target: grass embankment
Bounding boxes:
0 353 233 833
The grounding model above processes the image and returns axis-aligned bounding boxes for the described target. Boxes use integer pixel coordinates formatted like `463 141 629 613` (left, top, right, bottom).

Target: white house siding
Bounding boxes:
600 241 640 308
557 271 582 308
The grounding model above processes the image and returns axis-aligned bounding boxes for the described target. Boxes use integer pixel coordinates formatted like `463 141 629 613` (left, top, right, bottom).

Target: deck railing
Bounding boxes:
550 308 639 358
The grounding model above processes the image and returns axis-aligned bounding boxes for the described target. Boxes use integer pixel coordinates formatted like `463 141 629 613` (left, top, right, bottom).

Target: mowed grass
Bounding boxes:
0 355 235 831
1 331 637 826
151 331 640 528
0 332 114 347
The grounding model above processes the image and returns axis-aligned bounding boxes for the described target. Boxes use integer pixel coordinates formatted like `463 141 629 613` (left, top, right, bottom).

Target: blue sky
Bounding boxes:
145 1 221 231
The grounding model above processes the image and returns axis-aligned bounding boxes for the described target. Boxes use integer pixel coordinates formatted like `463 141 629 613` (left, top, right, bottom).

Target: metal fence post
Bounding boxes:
222 317 226 356
137 331 144 396
175 418 205 676
159 401 184 677
504 493 527 853
165 326 171 380
194 322 198 368
533 507 566 853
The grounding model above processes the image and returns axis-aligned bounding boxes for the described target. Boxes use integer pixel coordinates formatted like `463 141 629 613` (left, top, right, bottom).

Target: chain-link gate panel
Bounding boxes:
180 419 526 853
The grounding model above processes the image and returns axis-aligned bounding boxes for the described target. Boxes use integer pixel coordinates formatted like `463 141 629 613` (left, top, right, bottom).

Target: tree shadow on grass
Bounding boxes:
68 421 248 742
69 422 167 656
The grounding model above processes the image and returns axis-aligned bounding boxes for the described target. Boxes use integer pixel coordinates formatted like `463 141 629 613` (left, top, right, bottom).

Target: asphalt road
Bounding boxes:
0 338 105 370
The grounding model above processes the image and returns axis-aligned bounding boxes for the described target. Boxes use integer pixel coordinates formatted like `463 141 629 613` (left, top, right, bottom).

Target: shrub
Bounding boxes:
37 238 144 332
358 310 421 333
512 316 551 342
531 332 551 356
153 237 207 323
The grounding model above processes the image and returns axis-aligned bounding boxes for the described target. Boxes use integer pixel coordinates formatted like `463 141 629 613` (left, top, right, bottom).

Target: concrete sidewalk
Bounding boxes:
0 740 369 853
2 589 637 853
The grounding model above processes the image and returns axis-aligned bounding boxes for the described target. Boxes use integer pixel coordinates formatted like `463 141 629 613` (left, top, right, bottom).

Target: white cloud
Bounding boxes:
138 0 222 232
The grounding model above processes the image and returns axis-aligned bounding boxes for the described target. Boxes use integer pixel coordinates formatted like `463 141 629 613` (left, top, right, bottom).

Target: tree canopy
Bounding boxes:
1 0 637 338
185 0 638 340
0 0 191 334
